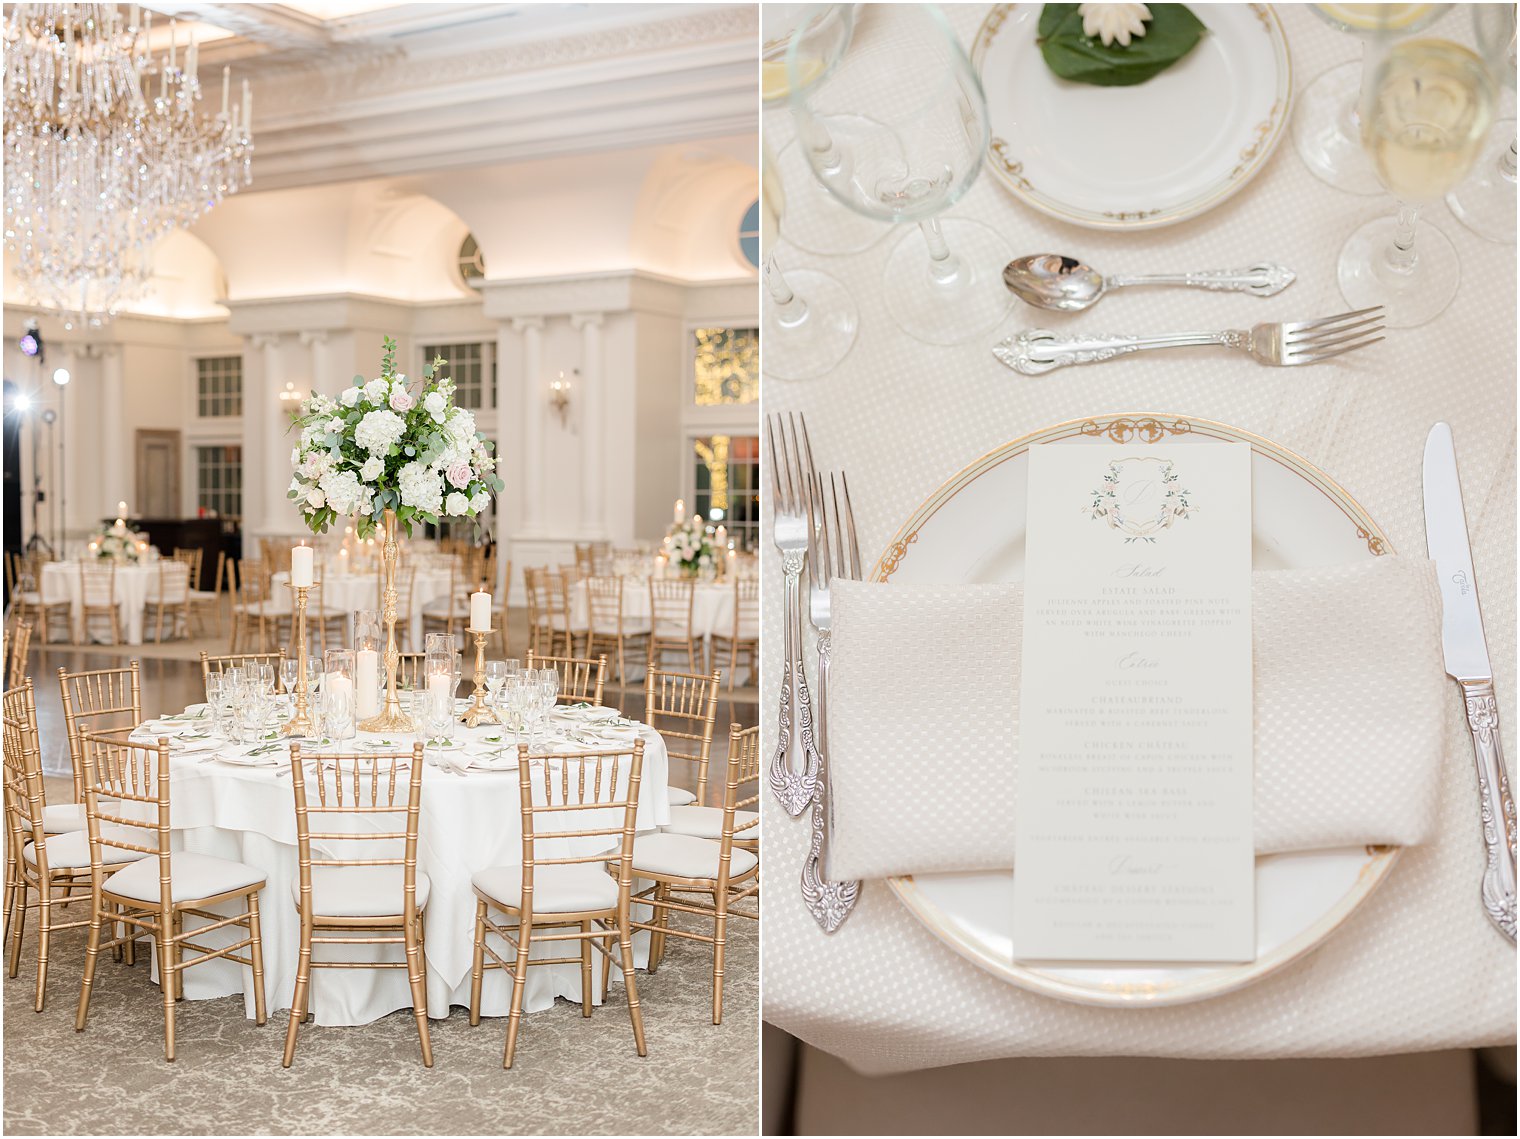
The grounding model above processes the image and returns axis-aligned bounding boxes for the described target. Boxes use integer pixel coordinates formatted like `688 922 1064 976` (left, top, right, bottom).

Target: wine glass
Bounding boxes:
761 137 860 382
485 660 507 708
1293 4 1454 194
1338 33 1497 326
761 3 886 257
205 675 225 736
257 662 275 696
536 667 560 711
279 658 299 698
788 4 1013 346
409 689 433 751
1446 3 1517 243
323 684 354 743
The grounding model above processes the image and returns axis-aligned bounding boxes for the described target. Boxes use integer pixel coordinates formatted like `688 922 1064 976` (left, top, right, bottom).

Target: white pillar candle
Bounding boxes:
117 500 127 517
355 649 379 718
674 498 685 524
427 672 453 714
469 590 492 632
714 524 727 549
291 544 315 588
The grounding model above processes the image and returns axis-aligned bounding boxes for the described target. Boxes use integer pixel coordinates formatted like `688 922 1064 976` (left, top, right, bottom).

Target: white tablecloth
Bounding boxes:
570 580 738 642
761 4 1516 1073
133 715 670 1025
40 561 157 644
270 570 453 647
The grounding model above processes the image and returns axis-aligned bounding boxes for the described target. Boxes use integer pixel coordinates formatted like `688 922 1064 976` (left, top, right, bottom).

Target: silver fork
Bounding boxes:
993 305 1386 375
766 412 823 817
801 469 862 932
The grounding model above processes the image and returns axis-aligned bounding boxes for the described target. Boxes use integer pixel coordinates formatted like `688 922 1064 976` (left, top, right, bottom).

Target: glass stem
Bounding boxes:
919 218 964 288
1500 136 1517 185
1385 202 1420 276
764 255 810 329
795 111 843 176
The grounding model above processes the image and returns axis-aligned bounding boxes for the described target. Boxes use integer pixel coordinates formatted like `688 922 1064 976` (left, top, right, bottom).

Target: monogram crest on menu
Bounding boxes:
1088 456 1193 542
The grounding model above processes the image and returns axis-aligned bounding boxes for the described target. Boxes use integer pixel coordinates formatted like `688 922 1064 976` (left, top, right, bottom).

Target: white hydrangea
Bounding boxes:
397 461 444 515
362 378 390 404
446 408 476 442
360 455 385 482
340 386 361 407
319 468 365 516
423 391 447 424
354 409 406 455
444 491 470 517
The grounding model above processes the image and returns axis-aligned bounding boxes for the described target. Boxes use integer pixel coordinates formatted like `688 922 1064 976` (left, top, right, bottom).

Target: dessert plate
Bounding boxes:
872 413 1399 1006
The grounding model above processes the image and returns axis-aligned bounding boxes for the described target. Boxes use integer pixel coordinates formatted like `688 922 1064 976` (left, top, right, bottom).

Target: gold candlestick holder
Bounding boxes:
359 508 414 732
461 628 500 728
281 584 314 736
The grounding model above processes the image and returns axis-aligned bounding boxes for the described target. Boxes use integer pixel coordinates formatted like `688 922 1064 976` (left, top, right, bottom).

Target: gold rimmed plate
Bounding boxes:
872 414 1399 1007
971 4 1292 230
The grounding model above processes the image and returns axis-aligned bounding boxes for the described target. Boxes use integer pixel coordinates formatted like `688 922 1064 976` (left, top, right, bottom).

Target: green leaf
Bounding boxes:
1037 3 1205 87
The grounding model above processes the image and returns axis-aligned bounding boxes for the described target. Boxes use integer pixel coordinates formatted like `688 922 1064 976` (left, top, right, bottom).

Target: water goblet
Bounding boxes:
485 661 507 707
279 658 299 698
257 662 276 696
205 675 225 736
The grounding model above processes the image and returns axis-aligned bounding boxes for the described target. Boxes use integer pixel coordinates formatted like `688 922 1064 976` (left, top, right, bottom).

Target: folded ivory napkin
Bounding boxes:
825 557 1447 881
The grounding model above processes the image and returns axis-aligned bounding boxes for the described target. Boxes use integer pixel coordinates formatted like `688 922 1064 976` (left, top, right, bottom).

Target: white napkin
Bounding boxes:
825 557 1448 881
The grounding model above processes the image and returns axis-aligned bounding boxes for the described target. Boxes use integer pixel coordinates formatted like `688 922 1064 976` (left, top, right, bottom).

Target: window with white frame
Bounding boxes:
195 444 242 519
196 356 243 418
422 341 493 410
692 434 759 552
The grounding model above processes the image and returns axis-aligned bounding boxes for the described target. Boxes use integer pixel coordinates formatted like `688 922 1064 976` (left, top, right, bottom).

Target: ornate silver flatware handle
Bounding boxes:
993 328 1248 376
801 631 860 932
1463 680 1517 943
1107 262 1296 296
768 552 821 816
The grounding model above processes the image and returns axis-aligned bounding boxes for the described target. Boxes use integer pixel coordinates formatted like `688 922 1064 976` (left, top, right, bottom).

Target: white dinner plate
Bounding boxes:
870 413 1400 1007
971 4 1292 230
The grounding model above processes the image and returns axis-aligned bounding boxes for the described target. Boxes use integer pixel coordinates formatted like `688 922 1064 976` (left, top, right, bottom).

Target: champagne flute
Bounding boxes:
761 3 887 257
788 4 1013 346
1294 4 1453 194
485 660 507 709
279 658 299 698
1338 35 1496 326
1446 3 1517 243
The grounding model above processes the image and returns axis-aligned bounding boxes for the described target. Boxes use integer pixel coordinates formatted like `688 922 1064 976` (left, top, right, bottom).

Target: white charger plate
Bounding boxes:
870 414 1400 1007
971 4 1292 229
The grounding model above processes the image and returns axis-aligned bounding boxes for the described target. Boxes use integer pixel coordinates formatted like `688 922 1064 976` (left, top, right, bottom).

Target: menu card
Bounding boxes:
1013 442 1254 963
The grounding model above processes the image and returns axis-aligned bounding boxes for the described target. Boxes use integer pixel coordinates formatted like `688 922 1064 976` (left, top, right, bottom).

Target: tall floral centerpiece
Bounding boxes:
87 520 153 564
664 516 716 579
288 337 504 729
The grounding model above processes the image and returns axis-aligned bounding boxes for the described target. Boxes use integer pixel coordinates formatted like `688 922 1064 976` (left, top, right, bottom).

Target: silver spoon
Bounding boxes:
1003 253 1296 312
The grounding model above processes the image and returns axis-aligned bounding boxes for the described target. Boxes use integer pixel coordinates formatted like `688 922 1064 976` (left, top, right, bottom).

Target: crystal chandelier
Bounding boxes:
2 4 254 328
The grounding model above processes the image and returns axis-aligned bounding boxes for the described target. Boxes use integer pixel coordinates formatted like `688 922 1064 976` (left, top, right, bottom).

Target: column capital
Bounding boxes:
569 311 604 331
297 329 328 347
509 316 545 334
249 332 282 350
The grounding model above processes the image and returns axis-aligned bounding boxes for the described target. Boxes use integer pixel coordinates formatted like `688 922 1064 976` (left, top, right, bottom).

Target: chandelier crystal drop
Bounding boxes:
2 4 254 328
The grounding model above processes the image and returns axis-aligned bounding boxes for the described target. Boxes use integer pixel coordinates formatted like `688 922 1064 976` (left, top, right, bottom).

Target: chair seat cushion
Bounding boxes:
189 590 219 601
472 862 618 914
666 786 697 807
630 833 758 881
290 864 431 917
662 805 759 842
23 828 141 870
106 850 265 904
592 620 650 636
42 803 87 833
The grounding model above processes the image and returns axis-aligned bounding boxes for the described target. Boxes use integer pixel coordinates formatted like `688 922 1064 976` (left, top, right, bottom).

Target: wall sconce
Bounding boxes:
549 369 575 426
278 381 307 404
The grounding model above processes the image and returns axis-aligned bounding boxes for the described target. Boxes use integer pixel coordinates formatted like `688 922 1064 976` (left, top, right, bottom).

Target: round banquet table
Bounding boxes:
270 569 453 646
570 578 738 644
129 713 670 1025
40 560 158 644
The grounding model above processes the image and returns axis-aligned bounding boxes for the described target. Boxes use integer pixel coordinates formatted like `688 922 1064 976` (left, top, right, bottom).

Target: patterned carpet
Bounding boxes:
4 910 757 1135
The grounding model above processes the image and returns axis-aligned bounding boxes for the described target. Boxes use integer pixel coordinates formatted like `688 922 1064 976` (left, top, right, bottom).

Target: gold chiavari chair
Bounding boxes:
146 560 192 643
421 558 472 640
10 554 67 644
394 651 427 691
58 662 142 805
228 559 276 654
5 682 123 1012
188 550 225 637
524 568 553 658
199 651 287 699
526 652 608 707
589 541 613 576
583 576 649 688
530 568 580 658
573 543 595 576
77 562 120 646
490 558 513 657
7 620 32 690
632 722 759 1024
648 579 698 673
644 668 720 809
170 547 201 581
283 746 431 1068
468 741 647 1069
557 569 588 657
708 577 760 694
75 731 268 1060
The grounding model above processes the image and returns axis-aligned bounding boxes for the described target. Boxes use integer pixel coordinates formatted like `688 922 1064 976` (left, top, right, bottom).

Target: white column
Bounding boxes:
261 334 291 534
54 344 79 544
244 333 276 536
299 329 328 394
512 316 545 536
92 345 125 522
571 311 604 539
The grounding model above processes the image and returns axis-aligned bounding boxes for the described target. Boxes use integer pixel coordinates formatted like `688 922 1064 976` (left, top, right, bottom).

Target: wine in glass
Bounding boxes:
1294 4 1453 195
1446 3 1517 243
788 4 1013 346
1338 35 1496 326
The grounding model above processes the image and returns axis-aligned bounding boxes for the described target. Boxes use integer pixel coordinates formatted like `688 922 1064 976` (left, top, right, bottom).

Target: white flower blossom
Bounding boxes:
397 461 444 514
423 391 447 424
470 490 491 513
360 456 385 482
1078 3 1150 46
362 378 390 404
446 408 476 442
326 416 345 433
354 409 406 454
306 488 326 508
340 386 361 407
444 491 470 517
319 468 365 516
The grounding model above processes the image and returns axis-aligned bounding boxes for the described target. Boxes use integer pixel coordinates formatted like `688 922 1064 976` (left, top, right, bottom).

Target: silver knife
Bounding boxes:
1422 422 1517 943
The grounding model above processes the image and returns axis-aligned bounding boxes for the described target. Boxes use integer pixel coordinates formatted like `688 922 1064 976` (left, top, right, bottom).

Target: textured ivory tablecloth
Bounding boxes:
760 4 1517 1074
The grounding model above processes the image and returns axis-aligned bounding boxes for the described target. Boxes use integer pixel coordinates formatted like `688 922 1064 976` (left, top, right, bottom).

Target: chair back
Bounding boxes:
644 668 720 802
649 579 695 637
731 577 760 640
152 560 190 603
574 544 594 575
585 575 625 635
3 681 49 871
394 652 427 690
515 742 644 918
171 547 202 583
79 562 116 606
59 663 142 802
78 732 172 900
526 652 607 706
722 724 761 857
588 541 612 576
287 746 426 923
200 650 287 698
7 620 32 689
